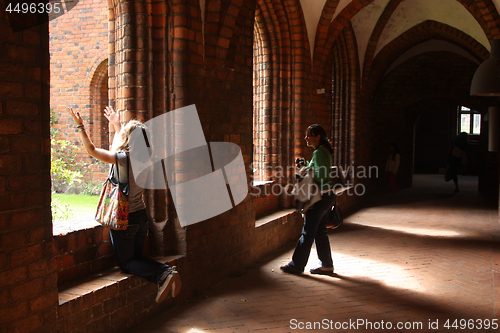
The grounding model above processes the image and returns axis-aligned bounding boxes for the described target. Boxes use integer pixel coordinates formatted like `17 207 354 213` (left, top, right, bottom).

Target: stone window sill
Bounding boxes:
53 214 99 236
58 255 184 305
255 208 296 228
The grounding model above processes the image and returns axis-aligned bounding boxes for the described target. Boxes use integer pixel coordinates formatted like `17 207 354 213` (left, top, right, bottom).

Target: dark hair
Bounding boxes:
454 132 468 151
307 124 333 154
390 142 399 160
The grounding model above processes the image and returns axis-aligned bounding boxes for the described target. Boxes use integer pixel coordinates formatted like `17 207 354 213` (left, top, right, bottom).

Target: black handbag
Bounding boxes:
327 204 343 229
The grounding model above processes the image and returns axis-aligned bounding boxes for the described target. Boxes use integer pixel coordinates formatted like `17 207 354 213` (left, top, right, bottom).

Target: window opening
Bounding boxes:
459 106 481 135
252 20 269 183
49 2 109 234
331 42 354 183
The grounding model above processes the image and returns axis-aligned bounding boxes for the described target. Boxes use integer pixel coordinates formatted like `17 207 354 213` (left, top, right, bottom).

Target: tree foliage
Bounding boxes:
50 109 87 192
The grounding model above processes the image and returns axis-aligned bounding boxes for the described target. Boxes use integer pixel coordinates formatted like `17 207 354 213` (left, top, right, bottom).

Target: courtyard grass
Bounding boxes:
52 193 100 221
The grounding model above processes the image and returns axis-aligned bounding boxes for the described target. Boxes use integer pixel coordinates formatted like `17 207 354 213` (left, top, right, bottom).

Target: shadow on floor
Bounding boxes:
130 174 499 332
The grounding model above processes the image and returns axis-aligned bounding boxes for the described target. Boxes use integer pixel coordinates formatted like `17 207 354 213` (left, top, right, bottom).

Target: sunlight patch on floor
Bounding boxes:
349 221 462 237
307 251 428 293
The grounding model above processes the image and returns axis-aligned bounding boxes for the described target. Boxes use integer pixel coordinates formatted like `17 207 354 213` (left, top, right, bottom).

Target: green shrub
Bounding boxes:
50 109 90 193
51 197 72 221
51 139 85 191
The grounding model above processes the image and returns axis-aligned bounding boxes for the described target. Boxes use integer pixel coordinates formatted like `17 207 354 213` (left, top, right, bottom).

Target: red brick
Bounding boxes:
54 257 61 271
29 292 57 312
0 229 28 252
25 189 44 206
4 43 39 62
7 174 41 192
5 99 38 117
28 259 54 279
10 243 43 266
0 266 27 286
0 81 23 98
0 306 10 325
8 314 41 333
0 177 6 193
23 120 42 134
10 278 44 301
77 231 86 248
102 229 110 241
25 82 42 99
98 242 113 256
0 119 23 134
10 209 42 229
62 254 73 268
0 193 25 211
58 266 79 285
67 233 77 251
28 226 45 244
26 67 41 81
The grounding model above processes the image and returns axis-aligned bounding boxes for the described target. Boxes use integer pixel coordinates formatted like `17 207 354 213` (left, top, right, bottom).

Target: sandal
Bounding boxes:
310 267 334 275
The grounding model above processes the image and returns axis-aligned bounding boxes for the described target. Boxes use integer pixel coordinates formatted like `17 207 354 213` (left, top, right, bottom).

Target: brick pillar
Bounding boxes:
108 0 187 256
0 7 59 332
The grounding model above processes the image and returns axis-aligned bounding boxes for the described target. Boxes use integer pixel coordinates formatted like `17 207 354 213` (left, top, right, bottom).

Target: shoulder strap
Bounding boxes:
123 152 129 182
114 153 120 179
114 152 130 195
114 152 130 178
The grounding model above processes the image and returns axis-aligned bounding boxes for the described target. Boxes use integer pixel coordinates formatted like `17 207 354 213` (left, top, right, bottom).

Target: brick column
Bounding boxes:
0 7 58 332
108 0 187 256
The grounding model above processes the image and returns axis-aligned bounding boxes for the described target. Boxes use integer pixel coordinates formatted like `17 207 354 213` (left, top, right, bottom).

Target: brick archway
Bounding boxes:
329 23 359 171
89 59 109 150
361 0 404 88
312 0 377 83
88 59 110 182
251 0 311 209
204 0 245 68
253 0 310 178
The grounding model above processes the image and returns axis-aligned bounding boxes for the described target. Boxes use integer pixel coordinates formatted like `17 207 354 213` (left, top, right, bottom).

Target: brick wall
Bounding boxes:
252 183 280 218
53 226 114 286
2 0 500 332
372 51 492 188
0 4 59 332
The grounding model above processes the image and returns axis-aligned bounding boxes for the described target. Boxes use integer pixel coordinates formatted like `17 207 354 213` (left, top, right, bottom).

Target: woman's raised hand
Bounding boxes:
68 107 83 127
104 106 120 127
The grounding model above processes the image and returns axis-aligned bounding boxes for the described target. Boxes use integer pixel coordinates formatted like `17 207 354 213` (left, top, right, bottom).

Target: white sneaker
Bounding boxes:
170 267 181 297
155 269 181 303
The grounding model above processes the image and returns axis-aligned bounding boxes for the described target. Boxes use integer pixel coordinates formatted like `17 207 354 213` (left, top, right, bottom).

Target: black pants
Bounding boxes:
109 209 170 283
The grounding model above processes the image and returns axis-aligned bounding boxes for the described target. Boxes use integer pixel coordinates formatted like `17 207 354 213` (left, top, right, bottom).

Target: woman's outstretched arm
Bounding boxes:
68 107 115 164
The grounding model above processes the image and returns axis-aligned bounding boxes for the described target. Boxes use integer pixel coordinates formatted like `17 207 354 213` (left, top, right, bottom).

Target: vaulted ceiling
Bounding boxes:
298 0 496 77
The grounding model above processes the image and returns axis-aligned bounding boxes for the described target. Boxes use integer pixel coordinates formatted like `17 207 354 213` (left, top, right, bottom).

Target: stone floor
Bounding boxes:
131 175 500 332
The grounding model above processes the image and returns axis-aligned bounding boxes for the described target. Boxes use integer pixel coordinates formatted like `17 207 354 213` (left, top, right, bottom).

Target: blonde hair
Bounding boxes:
116 120 147 152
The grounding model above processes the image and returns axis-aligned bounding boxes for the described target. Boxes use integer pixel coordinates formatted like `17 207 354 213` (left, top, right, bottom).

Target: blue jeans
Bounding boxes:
289 192 335 272
109 209 170 284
